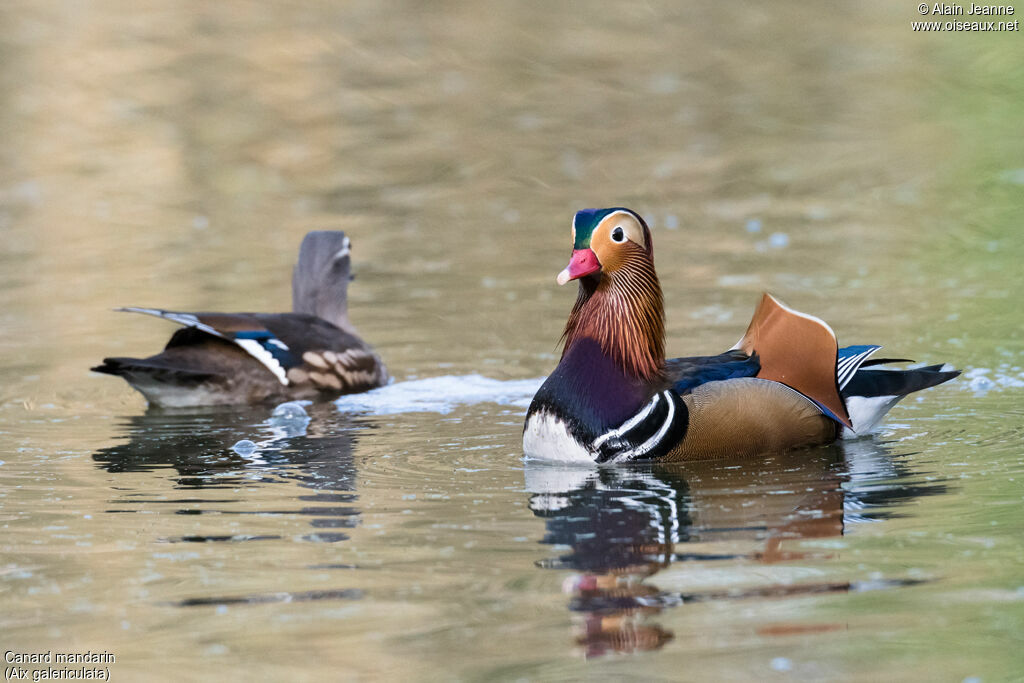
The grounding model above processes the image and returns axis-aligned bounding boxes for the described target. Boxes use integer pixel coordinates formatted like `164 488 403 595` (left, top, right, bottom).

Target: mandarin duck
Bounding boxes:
523 208 960 463
93 231 388 408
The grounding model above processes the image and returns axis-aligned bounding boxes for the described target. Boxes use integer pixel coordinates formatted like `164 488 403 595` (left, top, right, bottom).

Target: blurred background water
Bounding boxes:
1 1 1022 680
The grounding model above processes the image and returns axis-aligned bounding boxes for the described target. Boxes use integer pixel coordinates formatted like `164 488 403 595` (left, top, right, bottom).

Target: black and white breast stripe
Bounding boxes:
592 390 689 464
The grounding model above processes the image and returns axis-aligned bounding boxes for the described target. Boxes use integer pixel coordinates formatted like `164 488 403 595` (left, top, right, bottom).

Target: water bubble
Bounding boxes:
269 401 311 437
769 232 790 248
664 214 680 230
770 657 792 672
745 218 762 233
231 440 257 456
272 401 310 421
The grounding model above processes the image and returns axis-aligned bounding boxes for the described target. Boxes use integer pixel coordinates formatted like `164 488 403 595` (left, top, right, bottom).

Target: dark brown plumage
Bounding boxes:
92 231 388 408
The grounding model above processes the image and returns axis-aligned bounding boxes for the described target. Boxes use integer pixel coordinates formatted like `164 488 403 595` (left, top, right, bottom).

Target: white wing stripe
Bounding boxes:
840 351 873 384
235 339 289 385
836 355 860 382
837 347 881 390
118 307 222 338
118 307 290 386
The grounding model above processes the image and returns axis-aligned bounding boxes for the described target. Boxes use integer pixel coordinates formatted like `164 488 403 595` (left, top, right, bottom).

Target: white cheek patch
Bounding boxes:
599 210 644 248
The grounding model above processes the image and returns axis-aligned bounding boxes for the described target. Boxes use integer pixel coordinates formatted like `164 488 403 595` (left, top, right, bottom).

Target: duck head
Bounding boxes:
557 208 653 286
292 230 356 334
557 208 664 381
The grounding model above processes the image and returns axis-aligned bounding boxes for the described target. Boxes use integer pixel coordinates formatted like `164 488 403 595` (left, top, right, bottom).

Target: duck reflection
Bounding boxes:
525 441 946 658
93 403 361 543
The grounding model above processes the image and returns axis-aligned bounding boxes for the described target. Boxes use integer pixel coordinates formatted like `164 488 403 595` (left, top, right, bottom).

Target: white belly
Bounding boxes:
522 412 595 464
129 378 246 408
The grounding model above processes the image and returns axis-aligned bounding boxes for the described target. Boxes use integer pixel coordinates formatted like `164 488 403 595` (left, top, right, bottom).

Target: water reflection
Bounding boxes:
94 404 358 493
525 441 947 658
91 404 365 604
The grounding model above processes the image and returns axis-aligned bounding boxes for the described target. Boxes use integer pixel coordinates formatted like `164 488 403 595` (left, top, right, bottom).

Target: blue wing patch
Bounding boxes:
231 330 298 369
670 354 760 394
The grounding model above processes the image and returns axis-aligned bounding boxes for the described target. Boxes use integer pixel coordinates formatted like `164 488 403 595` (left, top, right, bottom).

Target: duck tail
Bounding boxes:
841 363 960 437
292 231 353 332
91 356 214 383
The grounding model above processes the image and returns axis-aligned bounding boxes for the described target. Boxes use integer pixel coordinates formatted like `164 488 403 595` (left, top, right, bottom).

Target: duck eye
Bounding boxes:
611 226 626 243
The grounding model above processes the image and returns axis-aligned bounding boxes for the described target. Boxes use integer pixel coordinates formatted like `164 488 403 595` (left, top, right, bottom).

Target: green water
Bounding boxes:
1 1 1022 680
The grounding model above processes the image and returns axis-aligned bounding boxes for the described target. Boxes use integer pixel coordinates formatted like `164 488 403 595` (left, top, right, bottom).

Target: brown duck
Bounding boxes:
93 231 388 407
523 208 959 463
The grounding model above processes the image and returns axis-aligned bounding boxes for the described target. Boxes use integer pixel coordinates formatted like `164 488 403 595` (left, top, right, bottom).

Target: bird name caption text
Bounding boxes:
913 3 1020 30
5 651 114 681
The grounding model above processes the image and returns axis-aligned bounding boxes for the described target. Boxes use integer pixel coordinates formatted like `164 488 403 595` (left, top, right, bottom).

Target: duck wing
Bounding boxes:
665 350 760 394
99 307 386 391
733 293 852 427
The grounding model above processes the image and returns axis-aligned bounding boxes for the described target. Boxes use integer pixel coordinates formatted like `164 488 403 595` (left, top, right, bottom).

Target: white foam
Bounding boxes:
333 374 544 415
959 365 1024 394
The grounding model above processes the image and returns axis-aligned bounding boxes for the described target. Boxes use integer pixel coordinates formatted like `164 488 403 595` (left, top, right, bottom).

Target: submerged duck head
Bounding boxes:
556 208 653 286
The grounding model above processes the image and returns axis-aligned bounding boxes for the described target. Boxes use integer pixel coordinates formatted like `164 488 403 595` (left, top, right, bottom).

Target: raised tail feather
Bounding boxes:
734 293 852 427
841 363 960 436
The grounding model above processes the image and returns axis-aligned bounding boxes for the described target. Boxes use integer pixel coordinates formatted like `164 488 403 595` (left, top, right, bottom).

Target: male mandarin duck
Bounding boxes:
523 208 959 463
93 231 388 408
